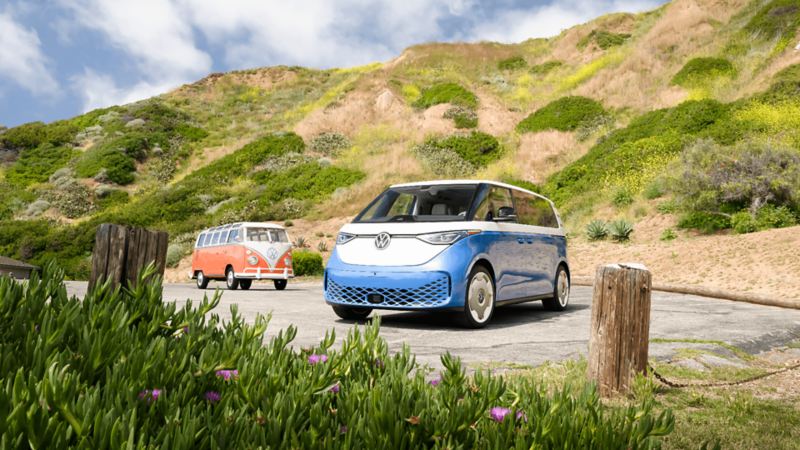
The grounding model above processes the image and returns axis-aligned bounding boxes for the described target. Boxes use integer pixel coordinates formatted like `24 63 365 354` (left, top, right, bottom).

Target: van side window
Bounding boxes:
228 229 241 243
211 232 221 245
196 233 205 248
516 192 559 228
220 230 230 244
473 186 515 221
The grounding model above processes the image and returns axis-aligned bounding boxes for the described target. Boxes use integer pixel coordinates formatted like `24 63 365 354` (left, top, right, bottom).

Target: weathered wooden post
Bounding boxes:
587 263 652 397
88 223 168 291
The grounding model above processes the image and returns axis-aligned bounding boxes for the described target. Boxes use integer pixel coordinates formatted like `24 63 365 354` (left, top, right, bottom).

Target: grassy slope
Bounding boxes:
0 0 799 281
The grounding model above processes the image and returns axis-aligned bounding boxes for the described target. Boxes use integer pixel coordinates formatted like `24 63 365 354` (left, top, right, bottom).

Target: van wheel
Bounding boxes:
239 279 252 290
225 268 239 290
543 265 570 311
273 279 287 290
332 305 372 321
196 271 209 289
461 266 495 328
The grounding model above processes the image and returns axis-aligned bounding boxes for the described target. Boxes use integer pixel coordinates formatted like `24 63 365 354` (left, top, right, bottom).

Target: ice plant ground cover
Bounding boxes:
0 264 673 448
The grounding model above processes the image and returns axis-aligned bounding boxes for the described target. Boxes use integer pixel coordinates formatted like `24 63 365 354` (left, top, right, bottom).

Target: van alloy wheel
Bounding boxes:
462 267 495 328
543 266 569 311
226 268 239 290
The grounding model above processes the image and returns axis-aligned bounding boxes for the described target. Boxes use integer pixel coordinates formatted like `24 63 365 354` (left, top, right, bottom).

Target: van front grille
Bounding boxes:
326 275 450 308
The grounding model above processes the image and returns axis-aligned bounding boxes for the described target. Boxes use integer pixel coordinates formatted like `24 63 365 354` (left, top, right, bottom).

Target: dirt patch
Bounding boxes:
516 131 586 183
475 88 523 136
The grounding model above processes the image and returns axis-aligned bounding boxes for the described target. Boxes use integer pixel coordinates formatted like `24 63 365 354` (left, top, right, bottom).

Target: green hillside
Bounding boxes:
1 0 799 278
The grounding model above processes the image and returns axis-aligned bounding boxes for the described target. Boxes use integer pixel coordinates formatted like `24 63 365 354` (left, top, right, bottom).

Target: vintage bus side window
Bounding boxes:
211 232 221 245
516 192 559 228
196 233 205 248
228 228 241 243
220 229 230 244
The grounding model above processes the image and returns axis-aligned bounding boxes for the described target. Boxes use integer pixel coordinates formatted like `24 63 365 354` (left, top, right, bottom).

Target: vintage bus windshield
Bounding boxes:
354 184 478 223
246 227 289 243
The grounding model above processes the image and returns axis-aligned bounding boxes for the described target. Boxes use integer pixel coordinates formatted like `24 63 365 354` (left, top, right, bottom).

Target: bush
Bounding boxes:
44 179 94 219
731 211 758 234
0 121 47 150
166 243 190 268
530 61 562 75
0 266 674 448
413 132 501 175
412 83 478 109
755 204 797 229
497 56 527 71
744 0 800 49
413 143 474 177
310 132 351 156
671 57 736 87
677 211 730 233
577 30 631 50
6 144 74 186
660 228 677 241
75 146 136 185
612 188 634 207
292 250 323 276
585 220 608 241
608 219 634 242
443 106 478 129
517 96 607 133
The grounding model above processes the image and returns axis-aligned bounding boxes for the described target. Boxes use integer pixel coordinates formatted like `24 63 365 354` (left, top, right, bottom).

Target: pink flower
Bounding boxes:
429 377 441 387
308 354 328 365
339 425 348 434
490 407 511 422
516 410 528 422
138 389 162 403
205 391 221 403
330 383 340 394
215 369 239 381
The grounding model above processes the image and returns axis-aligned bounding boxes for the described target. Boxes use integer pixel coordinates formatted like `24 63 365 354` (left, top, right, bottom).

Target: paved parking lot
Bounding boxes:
66 281 800 369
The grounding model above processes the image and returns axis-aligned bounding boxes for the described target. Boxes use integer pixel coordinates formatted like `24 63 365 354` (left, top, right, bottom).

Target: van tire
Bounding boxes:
461 265 495 328
239 279 252 290
274 279 287 290
196 271 209 289
225 267 239 290
543 265 570 311
331 305 372 321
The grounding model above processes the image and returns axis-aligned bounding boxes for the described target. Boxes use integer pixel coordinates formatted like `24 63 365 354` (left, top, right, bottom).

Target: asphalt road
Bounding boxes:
65 280 800 369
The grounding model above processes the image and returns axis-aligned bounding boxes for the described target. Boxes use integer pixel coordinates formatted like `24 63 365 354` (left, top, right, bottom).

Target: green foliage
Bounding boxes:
5 144 75 186
516 96 607 133
731 211 758 234
421 132 502 169
732 205 798 234
644 180 667 200
497 56 527 71
530 60 562 75
413 143 474 178
660 228 677 241
612 188 634 207
0 122 48 150
310 132 351 156
744 0 800 51
292 250 323 276
671 57 736 87
95 188 129 210
74 146 136 185
577 30 631 50
0 265 674 448
585 219 609 241
443 106 478 129
166 243 190 268
252 163 365 204
44 180 94 219
412 83 478 109
608 219 634 242
677 212 730 233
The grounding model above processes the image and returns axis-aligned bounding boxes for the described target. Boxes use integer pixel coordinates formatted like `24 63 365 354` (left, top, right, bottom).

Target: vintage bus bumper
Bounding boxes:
237 267 294 280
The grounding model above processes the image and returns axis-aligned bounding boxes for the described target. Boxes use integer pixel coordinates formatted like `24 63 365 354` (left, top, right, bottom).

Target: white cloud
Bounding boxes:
470 0 665 43
71 69 181 112
0 12 58 96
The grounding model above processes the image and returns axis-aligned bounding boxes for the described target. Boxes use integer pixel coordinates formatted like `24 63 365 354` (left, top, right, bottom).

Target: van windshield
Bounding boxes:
354 185 477 223
246 227 289 243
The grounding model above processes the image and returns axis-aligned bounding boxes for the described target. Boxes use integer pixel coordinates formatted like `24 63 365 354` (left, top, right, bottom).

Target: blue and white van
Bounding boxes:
324 180 570 328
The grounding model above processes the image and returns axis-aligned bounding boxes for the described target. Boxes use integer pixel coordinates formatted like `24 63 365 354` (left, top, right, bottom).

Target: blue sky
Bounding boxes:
0 0 665 127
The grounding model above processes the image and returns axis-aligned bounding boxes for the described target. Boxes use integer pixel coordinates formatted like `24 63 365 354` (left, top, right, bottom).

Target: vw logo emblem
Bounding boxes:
374 232 391 250
267 248 278 260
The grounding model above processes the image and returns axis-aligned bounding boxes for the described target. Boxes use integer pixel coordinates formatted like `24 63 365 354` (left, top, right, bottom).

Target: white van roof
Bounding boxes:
389 179 551 202
199 222 285 234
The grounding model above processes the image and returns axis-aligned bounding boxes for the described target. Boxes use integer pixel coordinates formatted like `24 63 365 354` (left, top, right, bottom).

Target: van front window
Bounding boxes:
246 227 288 243
355 185 477 223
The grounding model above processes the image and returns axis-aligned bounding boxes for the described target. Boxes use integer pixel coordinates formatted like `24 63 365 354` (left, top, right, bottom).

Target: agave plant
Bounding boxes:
317 241 329 253
585 219 609 241
294 236 308 248
609 219 634 242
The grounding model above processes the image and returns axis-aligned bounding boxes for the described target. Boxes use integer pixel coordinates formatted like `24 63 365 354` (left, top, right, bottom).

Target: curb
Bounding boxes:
571 276 800 310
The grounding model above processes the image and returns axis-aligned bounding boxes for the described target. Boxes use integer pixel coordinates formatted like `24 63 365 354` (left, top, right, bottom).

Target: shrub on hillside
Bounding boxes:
530 60 562 75
74 146 137 185
416 132 502 170
0 265 674 448
44 179 94 219
5 144 74 186
585 219 608 241
577 30 631 50
292 250 323 276
608 219 634 242
516 96 608 133
310 132 350 156
497 56 527 71
443 106 478 129
412 83 478 109
412 143 475 178
744 0 800 50
671 57 736 87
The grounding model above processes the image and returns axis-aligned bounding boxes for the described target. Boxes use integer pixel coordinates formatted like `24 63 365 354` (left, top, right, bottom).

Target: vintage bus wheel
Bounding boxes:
196 271 209 289
273 279 287 290
225 268 239 290
543 265 570 311
239 279 252 290
461 266 495 329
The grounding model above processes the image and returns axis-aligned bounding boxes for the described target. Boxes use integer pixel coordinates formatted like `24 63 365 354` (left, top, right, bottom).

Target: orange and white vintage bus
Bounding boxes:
191 222 294 290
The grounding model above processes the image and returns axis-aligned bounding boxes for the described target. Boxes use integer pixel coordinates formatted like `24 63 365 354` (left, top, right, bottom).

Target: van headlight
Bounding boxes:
247 256 258 265
416 230 479 245
336 232 356 245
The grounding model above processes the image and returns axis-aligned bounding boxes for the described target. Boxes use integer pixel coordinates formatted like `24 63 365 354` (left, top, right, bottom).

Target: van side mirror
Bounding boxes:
494 206 517 222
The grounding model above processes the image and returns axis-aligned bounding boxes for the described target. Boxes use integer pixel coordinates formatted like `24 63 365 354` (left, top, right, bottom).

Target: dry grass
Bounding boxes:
514 131 589 184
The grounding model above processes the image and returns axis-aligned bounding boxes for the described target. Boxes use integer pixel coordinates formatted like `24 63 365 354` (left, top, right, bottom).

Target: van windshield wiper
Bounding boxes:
388 215 417 222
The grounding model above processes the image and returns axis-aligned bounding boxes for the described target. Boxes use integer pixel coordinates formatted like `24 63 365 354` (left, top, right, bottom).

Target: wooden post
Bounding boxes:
88 224 169 291
587 263 652 397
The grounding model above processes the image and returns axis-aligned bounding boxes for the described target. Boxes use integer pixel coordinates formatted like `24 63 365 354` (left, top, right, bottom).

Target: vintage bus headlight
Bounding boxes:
336 232 356 245
247 256 258 266
416 230 480 245
284 256 292 266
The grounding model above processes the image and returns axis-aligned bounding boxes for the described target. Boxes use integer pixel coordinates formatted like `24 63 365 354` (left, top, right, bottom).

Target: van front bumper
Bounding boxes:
324 240 477 311
238 267 294 280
